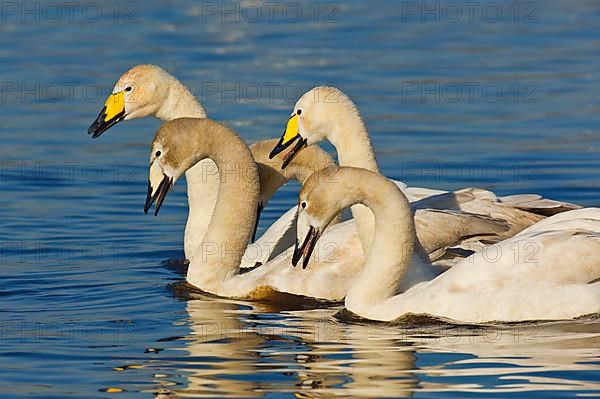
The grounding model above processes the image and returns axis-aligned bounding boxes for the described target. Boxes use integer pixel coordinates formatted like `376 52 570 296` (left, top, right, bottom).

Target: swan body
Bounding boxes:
270 86 579 254
296 166 600 323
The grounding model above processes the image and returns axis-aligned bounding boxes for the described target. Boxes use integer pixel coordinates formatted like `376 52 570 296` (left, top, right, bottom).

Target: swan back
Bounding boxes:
380 208 600 322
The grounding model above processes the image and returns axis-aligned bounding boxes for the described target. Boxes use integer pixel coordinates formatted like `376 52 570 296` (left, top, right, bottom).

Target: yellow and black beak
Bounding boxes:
292 225 321 269
269 114 307 169
88 92 126 138
144 173 173 216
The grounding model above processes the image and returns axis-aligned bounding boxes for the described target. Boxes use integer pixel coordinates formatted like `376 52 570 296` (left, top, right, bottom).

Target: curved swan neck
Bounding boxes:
155 73 207 121
337 170 415 310
179 121 259 284
320 98 379 254
328 109 378 172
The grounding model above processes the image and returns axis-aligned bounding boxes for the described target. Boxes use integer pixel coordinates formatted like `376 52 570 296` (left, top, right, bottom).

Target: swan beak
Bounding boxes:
269 114 307 169
144 173 173 216
251 202 264 243
292 225 321 269
88 92 126 138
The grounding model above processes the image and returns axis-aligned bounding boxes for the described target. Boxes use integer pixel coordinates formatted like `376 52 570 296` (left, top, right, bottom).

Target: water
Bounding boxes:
0 0 599 397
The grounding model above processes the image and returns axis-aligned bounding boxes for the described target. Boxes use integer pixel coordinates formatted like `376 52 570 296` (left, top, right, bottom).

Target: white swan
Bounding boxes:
143 118 509 300
87 64 300 264
269 86 579 253
295 166 600 322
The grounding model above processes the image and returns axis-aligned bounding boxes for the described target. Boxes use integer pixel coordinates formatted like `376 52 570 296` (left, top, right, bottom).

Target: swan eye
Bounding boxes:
155 151 161 157
301 201 307 209
125 86 132 92
296 109 302 116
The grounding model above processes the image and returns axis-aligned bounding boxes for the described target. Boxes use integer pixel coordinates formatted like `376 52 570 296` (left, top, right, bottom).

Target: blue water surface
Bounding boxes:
0 0 598 397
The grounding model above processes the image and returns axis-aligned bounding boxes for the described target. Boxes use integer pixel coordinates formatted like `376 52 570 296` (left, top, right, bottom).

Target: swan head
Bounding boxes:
292 166 346 269
269 86 356 168
88 64 172 138
144 118 212 215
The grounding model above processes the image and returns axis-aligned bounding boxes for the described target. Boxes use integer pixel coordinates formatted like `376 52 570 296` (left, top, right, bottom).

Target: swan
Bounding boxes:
269 86 579 253
87 64 301 264
294 166 600 322
88 64 217 262
142 118 508 300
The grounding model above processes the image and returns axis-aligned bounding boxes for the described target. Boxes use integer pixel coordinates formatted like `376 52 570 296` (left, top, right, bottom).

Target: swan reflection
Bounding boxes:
155 297 599 398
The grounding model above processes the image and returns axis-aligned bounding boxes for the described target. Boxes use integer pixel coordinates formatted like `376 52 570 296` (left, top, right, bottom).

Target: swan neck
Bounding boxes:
330 114 378 172
156 76 207 121
329 112 378 253
152 74 210 261
186 128 259 286
345 177 415 311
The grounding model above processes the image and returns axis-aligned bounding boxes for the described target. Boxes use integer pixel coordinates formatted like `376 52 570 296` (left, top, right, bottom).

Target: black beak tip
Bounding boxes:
143 199 153 214
281 137 307 170
281 155 292 170
268 146 282 160
148 175 173 218
301 227 320 270
88 122 101 138
144 181 153 214
87 108 125 139
251 203 263 243
88 107 106 138
291 240 301 267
